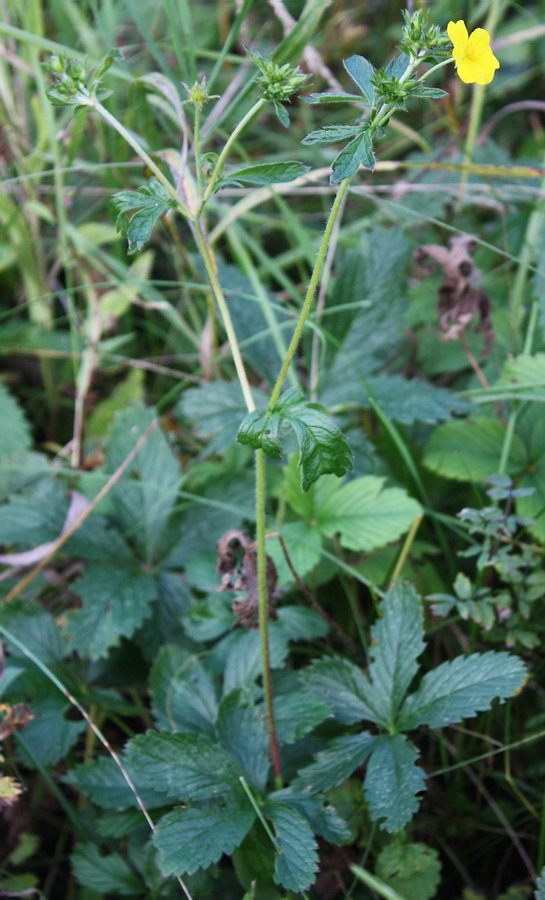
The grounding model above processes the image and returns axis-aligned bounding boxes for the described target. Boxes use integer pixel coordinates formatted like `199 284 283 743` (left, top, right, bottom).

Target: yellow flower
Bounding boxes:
448 20 500 85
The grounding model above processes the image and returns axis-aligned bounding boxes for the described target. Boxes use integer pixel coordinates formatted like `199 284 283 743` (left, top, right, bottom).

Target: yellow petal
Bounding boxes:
456 57 492 85
468 27 491 51
448 20 469 49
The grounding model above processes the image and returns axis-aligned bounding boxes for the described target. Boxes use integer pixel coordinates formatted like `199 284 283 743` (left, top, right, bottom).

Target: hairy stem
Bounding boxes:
200 97 267 208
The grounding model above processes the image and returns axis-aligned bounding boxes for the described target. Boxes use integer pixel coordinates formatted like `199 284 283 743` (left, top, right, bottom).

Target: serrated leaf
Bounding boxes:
217 689 269 792
0 383 31 459
331 130 375 183
536 867 545 899
273 689 331 744
265 520 323 587
305 91 363 104
16 692 85 768
222 624 289 694
125 731 244 802
0 599 64 666
385 53 410 79
302 124 365 145
237 389 353 491
364 734 426 832
316 475 422 551
178 380 269 455
376 841 441 900
150 645 217 736
273 100 290 127
71 844 142 896
265 801 318 893
109 178 175 253
272 789 351 843
223 161 310 186
294 732 376 793
399 651 527 731
65 756 172 809
301 656 378 724
365 583 425 727
343 55 375 103
409 84 447 98
65 564 156 659
105 405 181 559
154 801 255 876
424 418 526 482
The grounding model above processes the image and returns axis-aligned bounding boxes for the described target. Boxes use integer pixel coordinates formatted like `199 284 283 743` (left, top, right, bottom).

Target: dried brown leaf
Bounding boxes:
216 529 279 628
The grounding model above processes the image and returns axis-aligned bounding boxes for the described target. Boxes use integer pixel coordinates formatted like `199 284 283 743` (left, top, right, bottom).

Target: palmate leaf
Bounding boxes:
363 734 426 833
331 129 375 183
301 656 378 724
365 583 425 727
109 178 175 253
399 651 527 731
237 389 353 491
265 801 319 893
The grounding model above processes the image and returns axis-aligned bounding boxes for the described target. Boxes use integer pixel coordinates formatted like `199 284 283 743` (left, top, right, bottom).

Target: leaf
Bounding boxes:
105 405 181 559
16 692 85 768
536 867 545 900
364 734 426 832
71 844 143 896
271 789 351 843
331 130 375 183
150 645 218 736
222 624 289 694
305 91 364 104
125 731 244 802
324 372 470 423
66 756 172 809
265 801 318 893
65 564 156 659
109 178 175 253
273 690 331 745
376 840 441 900
301 656 378 724
273 100 290 127
178 380 269 455
343 55 375 103
0 599 64 666
265 520 323 587
222 161 310 185
154 801 255 876
302 124 365 145
424 418 526 482
216 689 270 792
365 583 425 727
0 383 31 459
316 475 422 551
238 389 353 491
385 53 410 79
408 85 447 99
294 732 376 793
399 651 527 731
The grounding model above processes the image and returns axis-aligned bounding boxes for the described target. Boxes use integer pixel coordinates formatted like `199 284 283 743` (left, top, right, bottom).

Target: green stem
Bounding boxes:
256 447 282 787
194 104 205 200
193 221 255 411
268 176 351 409
200 97 267 208
93 99 192 219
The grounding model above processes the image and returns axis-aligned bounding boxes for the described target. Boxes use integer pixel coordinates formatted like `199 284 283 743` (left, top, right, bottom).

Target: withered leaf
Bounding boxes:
216 529 280 628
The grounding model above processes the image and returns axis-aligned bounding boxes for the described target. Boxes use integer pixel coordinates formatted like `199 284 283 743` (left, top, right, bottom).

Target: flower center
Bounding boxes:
464 43 480 61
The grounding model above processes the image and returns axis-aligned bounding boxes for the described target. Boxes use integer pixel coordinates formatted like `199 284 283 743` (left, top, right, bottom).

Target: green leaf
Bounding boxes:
109 178 175 253
154 800 255 876
16 692 85 768
294 732 376 792
424 418 526 482
217 689 270 792
178 381 269 455
302 124 365 145
343 55 375 103
0 383 31 459
237 389 353 491
222 624 289 693
105 405 181 559
365 583 425 727
331 130 375 183
306 91 363 104
125 731 244 802
223 161 310 186
273 100 290 127
385 53 410 79
273 689 331 744
265 801 318 893
265 520 322 587
536 867 545 900
301 656 378 724
376 840 441 900
399 651 527 731
364 734 426 832
150 646 218 736
65 564 156 659
0 599 64 666
71 844 143 896
316 475 422 551
271 789 351 843
408 85 447 98
66 756 172 809
323 373 471 423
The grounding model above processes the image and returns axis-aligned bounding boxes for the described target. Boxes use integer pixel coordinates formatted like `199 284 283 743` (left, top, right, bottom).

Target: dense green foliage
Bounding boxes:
1 1 545 899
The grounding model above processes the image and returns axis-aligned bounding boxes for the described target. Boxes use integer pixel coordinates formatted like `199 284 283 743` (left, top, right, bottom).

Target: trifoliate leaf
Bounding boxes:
364 734 426 832
71 844 143 896
331 129 375 183
237 389 352 490
398 651 527 731
294 732 376 793
343 55 376 104
265 801 319 893
154 800 255 876
109 178 175 253
302 124 365 145
376 840 441 900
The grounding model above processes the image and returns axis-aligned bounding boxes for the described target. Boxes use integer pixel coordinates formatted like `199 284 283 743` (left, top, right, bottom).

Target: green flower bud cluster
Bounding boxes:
45 49 122 108
247 49 310 102
399 9 451 61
